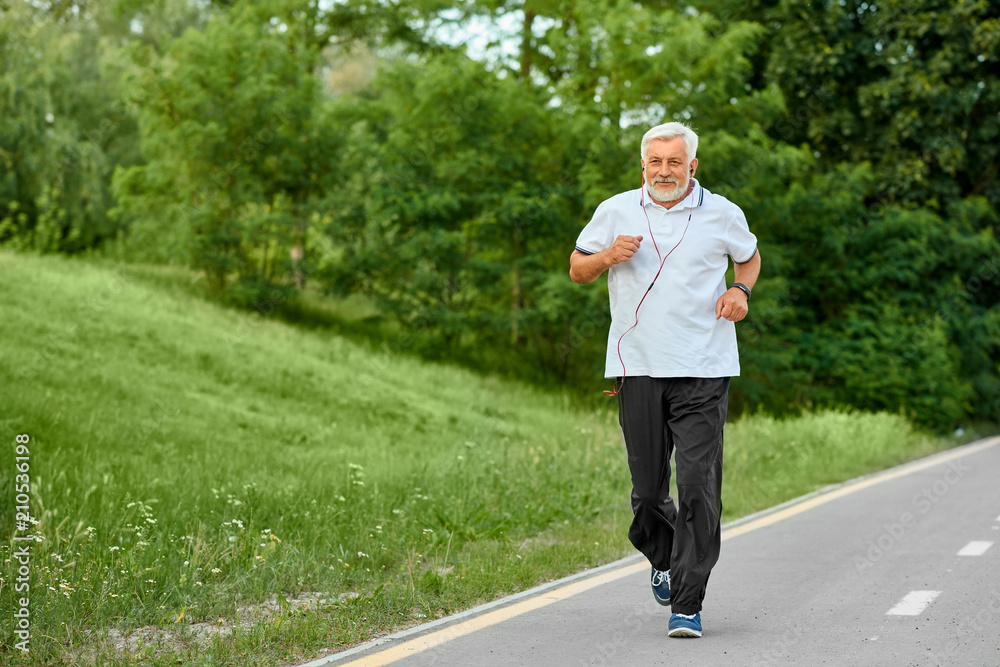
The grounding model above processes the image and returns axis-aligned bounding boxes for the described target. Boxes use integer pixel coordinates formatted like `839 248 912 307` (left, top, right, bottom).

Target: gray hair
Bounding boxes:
641 122 699 164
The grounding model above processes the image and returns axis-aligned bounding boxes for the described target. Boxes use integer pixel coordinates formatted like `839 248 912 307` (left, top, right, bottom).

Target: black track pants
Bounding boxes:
616 376 729 615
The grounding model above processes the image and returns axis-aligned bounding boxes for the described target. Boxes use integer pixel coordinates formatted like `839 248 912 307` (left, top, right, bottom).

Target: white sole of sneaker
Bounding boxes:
668 627 702 638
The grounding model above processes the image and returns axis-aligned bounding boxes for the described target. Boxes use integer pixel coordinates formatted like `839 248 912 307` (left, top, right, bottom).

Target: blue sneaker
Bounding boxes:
668 612 702 638
650 568 670 606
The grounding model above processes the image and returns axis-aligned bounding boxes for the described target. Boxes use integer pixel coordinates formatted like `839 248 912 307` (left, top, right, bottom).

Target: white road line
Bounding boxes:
957 541 994 556
886 591 941 616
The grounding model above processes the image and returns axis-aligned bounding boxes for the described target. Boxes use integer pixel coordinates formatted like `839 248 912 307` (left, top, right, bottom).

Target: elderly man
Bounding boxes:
569 121 760 638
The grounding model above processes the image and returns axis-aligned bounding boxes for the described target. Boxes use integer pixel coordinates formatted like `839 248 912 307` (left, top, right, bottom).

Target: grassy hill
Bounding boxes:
0 250 957 665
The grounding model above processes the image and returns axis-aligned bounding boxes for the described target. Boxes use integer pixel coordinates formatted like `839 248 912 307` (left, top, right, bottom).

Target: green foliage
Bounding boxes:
111 4 338 297
320 52 581 367
762 0 1000 211
734 163 1000 428
0 3 121 251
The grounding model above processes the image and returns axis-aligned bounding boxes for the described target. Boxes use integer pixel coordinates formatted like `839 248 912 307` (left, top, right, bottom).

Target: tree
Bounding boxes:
320 53 569 351
0 2 119 252
761 0 1000 211
111 4 337 297
740 162 1000 428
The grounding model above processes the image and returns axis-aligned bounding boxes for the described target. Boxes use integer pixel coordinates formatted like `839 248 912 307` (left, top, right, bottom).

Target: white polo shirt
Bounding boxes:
575 180 757 379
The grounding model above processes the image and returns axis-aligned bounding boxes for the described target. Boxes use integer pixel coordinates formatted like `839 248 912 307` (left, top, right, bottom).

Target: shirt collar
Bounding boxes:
642 179 704 210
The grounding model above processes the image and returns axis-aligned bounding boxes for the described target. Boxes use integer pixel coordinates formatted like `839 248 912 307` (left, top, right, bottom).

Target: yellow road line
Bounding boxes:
337 561 649 667
331 436 1000 667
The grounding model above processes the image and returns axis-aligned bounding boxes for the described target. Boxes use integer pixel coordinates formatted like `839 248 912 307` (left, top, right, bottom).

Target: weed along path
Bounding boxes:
303 436 1000 667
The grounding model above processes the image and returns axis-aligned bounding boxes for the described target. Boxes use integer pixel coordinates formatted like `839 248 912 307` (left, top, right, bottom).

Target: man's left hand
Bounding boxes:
715 288 748 322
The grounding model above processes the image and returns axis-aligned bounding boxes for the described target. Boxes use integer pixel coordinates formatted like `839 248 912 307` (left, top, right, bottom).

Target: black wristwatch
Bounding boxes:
730 282 751 301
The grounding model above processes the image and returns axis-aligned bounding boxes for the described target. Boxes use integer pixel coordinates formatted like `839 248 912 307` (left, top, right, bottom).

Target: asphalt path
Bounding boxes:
304 436 1000 667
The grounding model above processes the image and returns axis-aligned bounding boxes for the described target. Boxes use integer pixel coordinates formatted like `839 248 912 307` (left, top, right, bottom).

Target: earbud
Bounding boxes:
689 168 694 175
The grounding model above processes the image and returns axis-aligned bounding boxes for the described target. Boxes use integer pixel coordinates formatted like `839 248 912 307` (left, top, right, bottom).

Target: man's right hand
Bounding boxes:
607 235 643 266
569 235 644 284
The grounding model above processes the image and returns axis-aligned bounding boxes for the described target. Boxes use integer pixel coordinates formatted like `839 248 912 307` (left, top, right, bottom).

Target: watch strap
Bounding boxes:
731 282 751 300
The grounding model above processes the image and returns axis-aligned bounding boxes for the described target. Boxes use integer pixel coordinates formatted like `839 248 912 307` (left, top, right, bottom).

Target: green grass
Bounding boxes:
0 249 972 666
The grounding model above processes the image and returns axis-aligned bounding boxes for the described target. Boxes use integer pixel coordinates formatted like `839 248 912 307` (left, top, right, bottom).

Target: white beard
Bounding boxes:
646 175 688 203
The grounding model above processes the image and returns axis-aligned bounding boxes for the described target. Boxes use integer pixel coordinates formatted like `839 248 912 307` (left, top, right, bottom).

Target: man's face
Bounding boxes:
642 137 697 203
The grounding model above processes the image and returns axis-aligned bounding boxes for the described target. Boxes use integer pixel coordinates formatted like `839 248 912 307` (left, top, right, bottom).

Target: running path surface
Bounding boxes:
304 437 1000 667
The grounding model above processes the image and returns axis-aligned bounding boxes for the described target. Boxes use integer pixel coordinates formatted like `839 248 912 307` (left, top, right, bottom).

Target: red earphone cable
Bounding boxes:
603 186 693 397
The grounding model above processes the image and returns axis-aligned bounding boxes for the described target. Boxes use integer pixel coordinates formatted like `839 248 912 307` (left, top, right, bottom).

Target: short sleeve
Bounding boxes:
726 207 758 264
575 201 615 255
